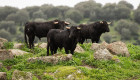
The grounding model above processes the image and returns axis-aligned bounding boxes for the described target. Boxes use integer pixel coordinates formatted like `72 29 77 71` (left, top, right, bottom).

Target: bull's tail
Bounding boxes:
24 23 28 46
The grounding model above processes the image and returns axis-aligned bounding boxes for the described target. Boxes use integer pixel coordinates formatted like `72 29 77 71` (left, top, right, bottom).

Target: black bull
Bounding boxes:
78 21 111 44
47 26 81 56
24 20 70 48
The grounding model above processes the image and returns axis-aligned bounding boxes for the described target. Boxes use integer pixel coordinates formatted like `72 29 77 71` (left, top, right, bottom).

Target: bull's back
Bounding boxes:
47 29 68 47
79 24 93 38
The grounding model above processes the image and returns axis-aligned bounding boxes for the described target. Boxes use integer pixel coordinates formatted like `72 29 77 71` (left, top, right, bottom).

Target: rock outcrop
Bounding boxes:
0 63 3 69
54 66 87 80
94 49 120 62
0 38 8 49
94 49 113 60
0 49 28 60
74 44 85 53
12 70 32 80
0 72 7 80
13 43 24 49
35 43 47 48
28 54 72 64
91 41 130 57
107 41 130 57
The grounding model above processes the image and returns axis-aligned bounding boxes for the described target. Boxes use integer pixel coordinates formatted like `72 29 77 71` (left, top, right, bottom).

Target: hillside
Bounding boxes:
0 40 140 80
0 0 140 45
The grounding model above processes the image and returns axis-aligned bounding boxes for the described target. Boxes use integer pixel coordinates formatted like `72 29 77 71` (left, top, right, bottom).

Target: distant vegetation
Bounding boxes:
0 0 140 45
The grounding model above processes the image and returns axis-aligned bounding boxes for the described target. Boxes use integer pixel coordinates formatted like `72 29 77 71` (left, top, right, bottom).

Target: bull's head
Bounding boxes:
99 21 111 32
54 20 70 30
66 26 81 38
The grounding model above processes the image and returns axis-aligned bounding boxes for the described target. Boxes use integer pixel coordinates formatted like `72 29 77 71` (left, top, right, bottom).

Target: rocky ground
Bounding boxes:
0 37 140 80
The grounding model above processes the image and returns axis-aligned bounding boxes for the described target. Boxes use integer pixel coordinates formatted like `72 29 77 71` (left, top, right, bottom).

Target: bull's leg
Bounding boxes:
31 35 35 48
70 43 77 55
65 48 69 54
50 46 54 55
70 50 74 55
47 43 50 56
29 37 32 49
28 35 35 49
80 38 85 44
92 38 99 43
54 47 58 54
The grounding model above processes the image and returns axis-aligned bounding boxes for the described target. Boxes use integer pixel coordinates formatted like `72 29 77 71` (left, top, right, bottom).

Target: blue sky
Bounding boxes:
0 0 139 9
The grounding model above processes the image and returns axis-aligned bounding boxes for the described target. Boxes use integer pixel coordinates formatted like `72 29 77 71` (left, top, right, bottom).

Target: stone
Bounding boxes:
0 38 8 49
91 41 130 57
38 43 47 48
0 72 7 80
54 66 87 80
90 41 108 51
107 41 130 57
13 43 24 49
12 70 32 80
75 44 85 53
0 63 3 69
94 49 113 60
28 54 72 64
0 50 14 60
35 43 47 48
94 48 120 62
9 49 28 56
0 49 28 60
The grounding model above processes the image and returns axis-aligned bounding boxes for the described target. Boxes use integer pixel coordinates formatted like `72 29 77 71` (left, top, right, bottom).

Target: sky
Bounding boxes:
0 0 139 9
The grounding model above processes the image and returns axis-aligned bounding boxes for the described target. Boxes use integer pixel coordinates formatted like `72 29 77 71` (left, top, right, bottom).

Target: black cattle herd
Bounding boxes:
24 19 111 56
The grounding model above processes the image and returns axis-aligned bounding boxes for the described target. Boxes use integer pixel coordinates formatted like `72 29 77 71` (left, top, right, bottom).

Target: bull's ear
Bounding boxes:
65 21 70 25
66 27 70 29
77 27 81 30
54 22 58 24
100 21 103 24
107 22 111 25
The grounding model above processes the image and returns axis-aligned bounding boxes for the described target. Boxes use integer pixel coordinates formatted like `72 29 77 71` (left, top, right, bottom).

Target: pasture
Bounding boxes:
0 42 140 80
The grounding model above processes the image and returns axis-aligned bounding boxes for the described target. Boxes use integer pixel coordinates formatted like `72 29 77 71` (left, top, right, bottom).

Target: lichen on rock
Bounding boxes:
54 66 87 80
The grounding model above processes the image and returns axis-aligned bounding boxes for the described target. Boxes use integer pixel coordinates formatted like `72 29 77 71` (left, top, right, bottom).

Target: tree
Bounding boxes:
41 4 61 18
115 19 139 40
118 1 133 9
75 0 102 18
103 33 112 43
57 6 70 19
115 4 131 20
24 6 40 19
99 3 116 21
121 28 131 40
15 33 24 42
134 9 140 24
6 10 30 25
32 10 47 19
0 6 18 21
65 9 83 23
0 29 12 41
0 21 16 34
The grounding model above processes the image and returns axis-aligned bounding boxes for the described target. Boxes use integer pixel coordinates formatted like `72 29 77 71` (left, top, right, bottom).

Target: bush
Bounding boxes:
3 42 14 49
0 29 12 41
65 9 83 23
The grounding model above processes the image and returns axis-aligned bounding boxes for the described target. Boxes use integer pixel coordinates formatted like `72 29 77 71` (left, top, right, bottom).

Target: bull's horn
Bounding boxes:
77 27 81 29
65 21 70 25
100 21 103 24
107 22 111 25
54 22 58 24
66 27 70 29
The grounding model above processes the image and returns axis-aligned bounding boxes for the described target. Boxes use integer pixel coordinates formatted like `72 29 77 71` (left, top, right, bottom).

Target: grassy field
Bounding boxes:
0 42 140 80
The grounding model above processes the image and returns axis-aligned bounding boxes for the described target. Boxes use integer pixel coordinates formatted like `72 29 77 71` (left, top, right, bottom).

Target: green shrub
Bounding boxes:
3 42 14 49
